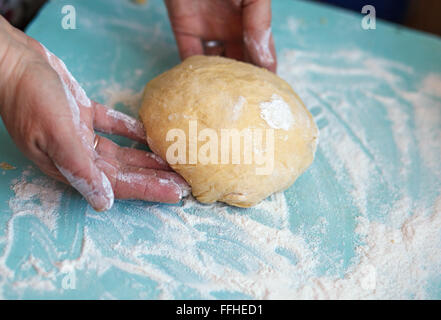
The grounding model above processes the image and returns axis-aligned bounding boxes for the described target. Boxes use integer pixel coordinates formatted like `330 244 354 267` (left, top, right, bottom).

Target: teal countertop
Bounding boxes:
0 0 440 299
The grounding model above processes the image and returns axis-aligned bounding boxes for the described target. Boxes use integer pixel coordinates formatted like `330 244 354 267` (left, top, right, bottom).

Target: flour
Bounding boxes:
100 83 143 117
2 44 441 299
232 96 246 121
105 107 144 136
244 28 275 67
259 94 294 130
8 173 62 234
43 44 92 109
56 164 114 212
0 171 63 296
421 74 441 98
286 17 303 34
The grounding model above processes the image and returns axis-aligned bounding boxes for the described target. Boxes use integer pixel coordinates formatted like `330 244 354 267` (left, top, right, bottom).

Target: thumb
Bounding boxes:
242 0 277 72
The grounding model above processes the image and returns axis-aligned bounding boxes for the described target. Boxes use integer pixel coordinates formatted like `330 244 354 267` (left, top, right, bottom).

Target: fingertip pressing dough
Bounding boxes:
139 55 318 207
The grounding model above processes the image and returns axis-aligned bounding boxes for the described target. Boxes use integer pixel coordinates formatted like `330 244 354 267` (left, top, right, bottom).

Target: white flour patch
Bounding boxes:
232 96 246 121
259 94 294 130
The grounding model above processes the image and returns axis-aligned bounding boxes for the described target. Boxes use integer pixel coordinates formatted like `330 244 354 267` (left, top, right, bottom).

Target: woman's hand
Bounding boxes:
0 17 190 211
165 0 277 72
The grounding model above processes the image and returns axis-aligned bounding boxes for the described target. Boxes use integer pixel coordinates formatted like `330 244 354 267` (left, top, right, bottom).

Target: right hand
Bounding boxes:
165 0 277 72
0 16 190 211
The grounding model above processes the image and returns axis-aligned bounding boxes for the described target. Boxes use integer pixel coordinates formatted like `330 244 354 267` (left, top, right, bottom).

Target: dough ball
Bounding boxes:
139 56 318 207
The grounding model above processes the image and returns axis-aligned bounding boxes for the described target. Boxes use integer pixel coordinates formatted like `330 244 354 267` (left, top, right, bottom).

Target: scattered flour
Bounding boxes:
0 171 63 296
421 74 441 98
100 83 143 117
8 174 62 234
1 47 441 299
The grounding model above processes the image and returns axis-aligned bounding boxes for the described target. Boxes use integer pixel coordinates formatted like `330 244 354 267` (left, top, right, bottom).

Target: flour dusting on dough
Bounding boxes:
232 96 246 121
259 94 294 130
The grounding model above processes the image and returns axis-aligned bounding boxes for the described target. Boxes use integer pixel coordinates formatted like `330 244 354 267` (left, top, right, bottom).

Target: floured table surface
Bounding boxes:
0 0 440 299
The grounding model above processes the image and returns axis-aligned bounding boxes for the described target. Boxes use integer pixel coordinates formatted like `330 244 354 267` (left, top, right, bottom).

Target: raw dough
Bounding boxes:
139 55 318 207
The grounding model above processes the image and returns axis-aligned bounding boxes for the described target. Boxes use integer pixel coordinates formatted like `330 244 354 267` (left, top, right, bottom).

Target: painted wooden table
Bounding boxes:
0 0 440 299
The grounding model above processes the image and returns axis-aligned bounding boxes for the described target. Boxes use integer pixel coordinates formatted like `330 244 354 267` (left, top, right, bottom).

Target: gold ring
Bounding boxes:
93 135 99 150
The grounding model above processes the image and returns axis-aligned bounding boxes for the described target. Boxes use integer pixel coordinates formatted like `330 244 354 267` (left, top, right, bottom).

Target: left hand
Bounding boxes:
164 0 277 72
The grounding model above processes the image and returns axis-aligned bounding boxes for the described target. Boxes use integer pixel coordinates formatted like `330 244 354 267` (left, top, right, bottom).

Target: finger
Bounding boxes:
47 121 114 211
225 41 244 61
164 0 204 60
242 0 277 72
93 101 146 143
94 135 171 171
96 158 190 203
174 33 204 60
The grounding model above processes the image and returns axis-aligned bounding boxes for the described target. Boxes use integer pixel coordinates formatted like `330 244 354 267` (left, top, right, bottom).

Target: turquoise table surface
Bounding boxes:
0 0 441 299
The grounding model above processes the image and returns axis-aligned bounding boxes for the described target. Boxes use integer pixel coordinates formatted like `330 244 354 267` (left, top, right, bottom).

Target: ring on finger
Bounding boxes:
203 40 225 56
93 135 100 151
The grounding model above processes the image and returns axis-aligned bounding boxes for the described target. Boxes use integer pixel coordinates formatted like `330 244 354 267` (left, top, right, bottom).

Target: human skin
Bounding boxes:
0 0 277 211
165 0 277 72
0 15 190 211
